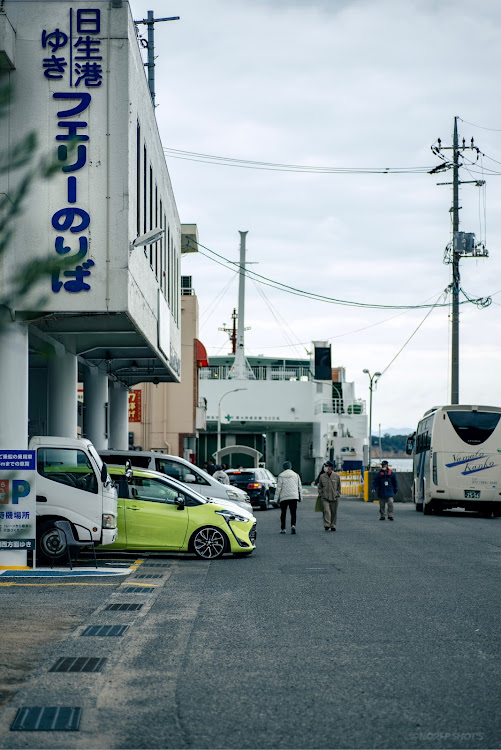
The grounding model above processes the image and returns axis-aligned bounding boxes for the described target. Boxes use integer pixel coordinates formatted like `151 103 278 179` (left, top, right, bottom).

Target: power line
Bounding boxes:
163 147 434 175
188 237 484 311
379 292 447 378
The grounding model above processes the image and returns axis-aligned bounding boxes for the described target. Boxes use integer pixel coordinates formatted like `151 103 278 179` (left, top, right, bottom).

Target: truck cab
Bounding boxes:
30 436 118 563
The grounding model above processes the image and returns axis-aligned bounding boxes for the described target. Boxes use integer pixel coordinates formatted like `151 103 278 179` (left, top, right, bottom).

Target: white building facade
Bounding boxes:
199 348 368 483
0 0 181 450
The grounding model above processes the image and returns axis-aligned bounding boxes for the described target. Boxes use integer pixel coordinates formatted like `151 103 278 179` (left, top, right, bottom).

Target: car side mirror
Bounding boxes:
131 486 138 499
101 463 108 483
184 473 196 483
176 496 185 510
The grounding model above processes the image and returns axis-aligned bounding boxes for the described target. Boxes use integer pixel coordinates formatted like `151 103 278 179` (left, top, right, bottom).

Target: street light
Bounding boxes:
217 388 247 457
363 369 381 470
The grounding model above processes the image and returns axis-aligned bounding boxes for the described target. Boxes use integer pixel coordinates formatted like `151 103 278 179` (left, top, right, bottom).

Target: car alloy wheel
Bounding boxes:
193 526 227 559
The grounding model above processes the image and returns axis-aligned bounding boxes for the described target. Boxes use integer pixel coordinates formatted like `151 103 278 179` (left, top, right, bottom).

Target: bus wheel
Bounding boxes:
423 501 433 515
415 502 423 512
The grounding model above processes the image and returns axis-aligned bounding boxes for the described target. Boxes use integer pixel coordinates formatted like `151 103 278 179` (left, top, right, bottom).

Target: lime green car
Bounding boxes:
106 466 257 559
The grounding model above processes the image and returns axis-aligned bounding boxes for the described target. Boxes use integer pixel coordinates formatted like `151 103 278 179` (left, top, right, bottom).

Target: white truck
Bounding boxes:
31 436 118 563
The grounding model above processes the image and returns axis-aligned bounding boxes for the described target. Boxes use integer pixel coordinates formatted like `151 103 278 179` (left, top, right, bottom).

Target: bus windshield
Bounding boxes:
446 411 501 446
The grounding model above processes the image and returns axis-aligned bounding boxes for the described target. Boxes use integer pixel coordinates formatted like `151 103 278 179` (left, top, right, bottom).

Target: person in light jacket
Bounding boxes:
318 460 341 531
275 461 303 535
213 465 229 485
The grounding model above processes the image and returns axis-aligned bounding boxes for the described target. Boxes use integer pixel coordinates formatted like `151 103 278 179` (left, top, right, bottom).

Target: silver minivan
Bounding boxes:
99 450 252 512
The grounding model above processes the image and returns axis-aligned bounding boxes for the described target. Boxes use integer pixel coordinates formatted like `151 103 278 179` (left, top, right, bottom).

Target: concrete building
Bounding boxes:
128 273 208 460
0 0 182 451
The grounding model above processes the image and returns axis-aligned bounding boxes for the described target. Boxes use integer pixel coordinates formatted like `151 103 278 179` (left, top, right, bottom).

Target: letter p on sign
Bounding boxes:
12 480 30 504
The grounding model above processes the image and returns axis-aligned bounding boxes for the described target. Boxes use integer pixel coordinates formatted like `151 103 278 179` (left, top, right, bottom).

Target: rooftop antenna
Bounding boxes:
134 10 180 106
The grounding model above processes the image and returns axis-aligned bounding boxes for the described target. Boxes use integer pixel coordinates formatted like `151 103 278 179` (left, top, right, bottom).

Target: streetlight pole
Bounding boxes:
363 370 381 470
217 388 247 458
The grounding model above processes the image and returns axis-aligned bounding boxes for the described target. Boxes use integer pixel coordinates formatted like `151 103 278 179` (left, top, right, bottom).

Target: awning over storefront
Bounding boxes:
196 339 209 368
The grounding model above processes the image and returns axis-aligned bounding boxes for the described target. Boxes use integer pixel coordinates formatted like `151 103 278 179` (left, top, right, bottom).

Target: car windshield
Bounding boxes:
108 467 208 504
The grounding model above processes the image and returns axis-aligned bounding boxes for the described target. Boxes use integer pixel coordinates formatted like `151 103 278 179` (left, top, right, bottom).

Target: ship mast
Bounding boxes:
229 231 254 380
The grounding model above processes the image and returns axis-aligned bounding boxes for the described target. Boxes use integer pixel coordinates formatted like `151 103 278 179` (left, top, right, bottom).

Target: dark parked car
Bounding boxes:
226 468 277 511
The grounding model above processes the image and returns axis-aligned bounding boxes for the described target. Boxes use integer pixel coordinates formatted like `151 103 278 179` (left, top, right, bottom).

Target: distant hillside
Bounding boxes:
370 434 409 456
374 427 413 437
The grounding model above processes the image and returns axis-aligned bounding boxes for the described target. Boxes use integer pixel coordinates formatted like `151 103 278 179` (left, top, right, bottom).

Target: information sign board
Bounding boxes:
0 451 36 552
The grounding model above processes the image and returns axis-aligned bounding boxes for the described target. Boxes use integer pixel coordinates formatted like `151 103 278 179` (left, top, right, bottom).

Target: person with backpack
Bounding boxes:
275 461 303 535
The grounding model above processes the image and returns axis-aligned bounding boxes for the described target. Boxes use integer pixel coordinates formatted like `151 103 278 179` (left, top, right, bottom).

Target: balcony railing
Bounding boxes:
314 399 366 415
199 365 312 381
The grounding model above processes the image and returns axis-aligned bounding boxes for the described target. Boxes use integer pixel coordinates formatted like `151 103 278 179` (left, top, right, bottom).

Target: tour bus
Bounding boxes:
406 405 501 516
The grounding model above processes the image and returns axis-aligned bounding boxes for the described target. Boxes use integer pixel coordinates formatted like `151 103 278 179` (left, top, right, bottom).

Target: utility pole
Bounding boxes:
431 117 488 404
134 10 180 107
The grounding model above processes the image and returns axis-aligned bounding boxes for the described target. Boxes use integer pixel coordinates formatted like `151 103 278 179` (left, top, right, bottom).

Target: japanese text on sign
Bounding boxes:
41 9 103 295
128 390 142 423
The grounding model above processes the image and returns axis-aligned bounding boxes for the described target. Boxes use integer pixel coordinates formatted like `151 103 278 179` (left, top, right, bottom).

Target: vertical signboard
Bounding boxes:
0 451 36 556
41 6 104 298
128 389 142 423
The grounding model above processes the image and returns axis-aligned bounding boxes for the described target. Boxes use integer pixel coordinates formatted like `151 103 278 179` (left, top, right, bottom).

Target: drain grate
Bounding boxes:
105 603 143 612
140 563 170 568
11 707 81 732
121 586 155 594
49 657 107 673
133 573 163 579
81 625 128 637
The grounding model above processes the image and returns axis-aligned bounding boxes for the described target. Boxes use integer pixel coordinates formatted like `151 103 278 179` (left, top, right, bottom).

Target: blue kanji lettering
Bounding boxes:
74 36 102 60
77 9 100 34
42 29 68 52
52 208 90 233
43 55 67 80
57 144 87 172
55 236 88 260
56 121 89 141
74 62 102 88
53 92 91 118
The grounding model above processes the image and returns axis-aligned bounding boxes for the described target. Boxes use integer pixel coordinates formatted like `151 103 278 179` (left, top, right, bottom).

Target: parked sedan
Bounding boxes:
226 468 277 511
105 467 257 559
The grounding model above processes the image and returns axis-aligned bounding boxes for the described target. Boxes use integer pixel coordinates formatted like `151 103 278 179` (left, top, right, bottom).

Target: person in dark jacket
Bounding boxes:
372 460 398 520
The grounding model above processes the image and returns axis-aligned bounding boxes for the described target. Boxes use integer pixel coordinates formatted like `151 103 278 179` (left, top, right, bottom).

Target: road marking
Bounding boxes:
0 582 120 587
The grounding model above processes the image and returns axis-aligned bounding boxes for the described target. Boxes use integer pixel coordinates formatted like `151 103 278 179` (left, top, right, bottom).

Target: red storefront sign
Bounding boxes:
128 389 142 423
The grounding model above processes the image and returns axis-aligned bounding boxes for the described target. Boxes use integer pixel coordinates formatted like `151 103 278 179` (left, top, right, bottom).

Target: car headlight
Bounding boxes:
102 513 116 529
215 510 249 523
226 489 241 501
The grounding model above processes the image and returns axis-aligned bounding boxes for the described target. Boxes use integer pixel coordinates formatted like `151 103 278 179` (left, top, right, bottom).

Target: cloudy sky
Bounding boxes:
131 0 501 432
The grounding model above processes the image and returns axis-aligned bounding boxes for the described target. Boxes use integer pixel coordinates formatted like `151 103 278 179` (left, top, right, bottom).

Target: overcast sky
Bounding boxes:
131 0 501 432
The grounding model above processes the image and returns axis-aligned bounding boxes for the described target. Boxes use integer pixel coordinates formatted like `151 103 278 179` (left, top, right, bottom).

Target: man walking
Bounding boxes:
372 460 398 520
275 461 302 535
213 464 229 485
318 460 341 531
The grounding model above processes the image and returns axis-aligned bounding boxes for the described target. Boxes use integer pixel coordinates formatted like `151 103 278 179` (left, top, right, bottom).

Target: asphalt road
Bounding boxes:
0 492 500 750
